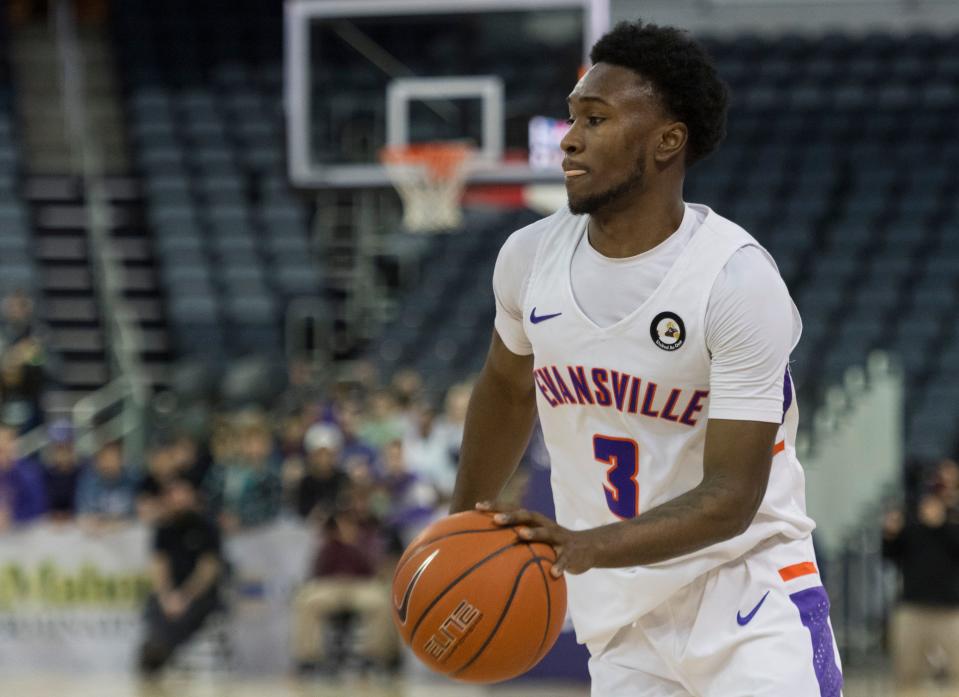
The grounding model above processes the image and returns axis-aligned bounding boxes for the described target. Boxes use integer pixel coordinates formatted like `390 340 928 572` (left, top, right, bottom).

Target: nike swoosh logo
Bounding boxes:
737 591 770 626
395 550 439 625
530 307 562 324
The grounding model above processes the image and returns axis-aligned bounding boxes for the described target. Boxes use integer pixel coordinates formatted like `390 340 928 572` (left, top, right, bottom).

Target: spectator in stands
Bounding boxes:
290 423 349 520
0 290 57 432
41 419 83 520
337 402 377 472
276 354 324 419
278 411 309 509
359 389 404 449
139 475 224 676
390 369 424 415
0 423 46 530
205 416 281 532
278 411 308 465
76 441 136 528
170 431 210 488
403 399 457 500
380 439 438 544
883 458 959 689
290 495 401 675
137 439 180 524
937 458 959 510
435 380 472 472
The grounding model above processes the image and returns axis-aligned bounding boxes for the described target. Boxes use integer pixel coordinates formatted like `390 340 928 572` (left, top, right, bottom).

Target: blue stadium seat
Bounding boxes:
894 316 941 345
224 293 281 354
205 203 250 226
813 257 860 281
169 294 218 322
162 265 215 295
868 257 913 279
273 263 319 296
908 285 956 312
191 147 236 174
796 285 846 316
881 225 930 254
850 284 901 314
209 234 257 257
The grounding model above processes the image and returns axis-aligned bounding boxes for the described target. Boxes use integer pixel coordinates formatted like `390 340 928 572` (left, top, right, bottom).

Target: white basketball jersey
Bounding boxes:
520 206 815 650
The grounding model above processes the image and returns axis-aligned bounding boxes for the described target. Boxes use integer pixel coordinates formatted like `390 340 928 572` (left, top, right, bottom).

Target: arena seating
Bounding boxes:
0 13 33 297
112 0 316 358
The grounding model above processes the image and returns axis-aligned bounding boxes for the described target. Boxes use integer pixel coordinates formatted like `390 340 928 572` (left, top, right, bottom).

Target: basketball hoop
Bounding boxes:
380 142 475 233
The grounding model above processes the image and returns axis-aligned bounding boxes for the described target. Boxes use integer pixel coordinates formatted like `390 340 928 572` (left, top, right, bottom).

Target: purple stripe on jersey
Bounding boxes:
789 586 843 697
781 366 793 424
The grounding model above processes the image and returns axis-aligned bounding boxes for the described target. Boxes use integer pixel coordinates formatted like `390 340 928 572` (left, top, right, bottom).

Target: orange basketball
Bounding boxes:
391 510 567 683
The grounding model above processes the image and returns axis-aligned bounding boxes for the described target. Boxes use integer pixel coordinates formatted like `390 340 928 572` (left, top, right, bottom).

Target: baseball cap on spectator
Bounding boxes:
304 423 343 453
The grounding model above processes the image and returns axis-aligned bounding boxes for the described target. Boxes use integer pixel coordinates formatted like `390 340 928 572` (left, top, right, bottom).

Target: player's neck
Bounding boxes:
587 192 685 259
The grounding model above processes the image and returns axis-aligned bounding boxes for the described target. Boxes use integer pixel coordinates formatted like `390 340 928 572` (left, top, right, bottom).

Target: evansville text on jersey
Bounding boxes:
532 364 709 427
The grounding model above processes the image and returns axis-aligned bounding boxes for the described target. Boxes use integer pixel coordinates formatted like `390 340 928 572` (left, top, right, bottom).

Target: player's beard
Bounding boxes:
568 156 646 216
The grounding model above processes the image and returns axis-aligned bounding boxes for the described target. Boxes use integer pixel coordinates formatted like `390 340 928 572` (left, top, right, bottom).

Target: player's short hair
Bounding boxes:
589 20 729 167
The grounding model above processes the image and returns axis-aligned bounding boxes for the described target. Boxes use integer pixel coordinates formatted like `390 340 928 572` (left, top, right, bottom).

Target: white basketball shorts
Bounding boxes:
587 534 843 697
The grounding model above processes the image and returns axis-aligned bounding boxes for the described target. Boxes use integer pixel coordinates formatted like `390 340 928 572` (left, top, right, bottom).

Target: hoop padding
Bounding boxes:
381 143 474 233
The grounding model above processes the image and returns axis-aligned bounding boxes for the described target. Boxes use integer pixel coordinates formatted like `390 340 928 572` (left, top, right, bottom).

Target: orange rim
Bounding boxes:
380 142 474 180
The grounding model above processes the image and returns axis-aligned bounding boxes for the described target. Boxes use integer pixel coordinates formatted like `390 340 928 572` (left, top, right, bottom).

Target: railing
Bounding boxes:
797 351 903 665
832 511 896 666
16 0 148 460
284 296 333 369
798 351 903 552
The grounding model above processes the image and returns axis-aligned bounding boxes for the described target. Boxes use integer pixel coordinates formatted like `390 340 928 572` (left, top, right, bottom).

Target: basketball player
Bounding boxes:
449 21 843 697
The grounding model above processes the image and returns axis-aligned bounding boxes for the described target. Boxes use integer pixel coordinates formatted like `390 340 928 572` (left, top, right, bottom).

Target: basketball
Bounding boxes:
391 511 567 683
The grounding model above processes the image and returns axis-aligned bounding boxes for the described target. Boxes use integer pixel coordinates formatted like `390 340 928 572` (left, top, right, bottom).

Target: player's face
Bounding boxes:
561 63 672 215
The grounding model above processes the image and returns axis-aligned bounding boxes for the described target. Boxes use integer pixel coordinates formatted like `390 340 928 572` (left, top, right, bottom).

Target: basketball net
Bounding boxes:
380 142 475 233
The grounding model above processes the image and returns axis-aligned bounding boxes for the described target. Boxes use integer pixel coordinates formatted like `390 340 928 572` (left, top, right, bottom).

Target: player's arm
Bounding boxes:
449 330 537 513
574 418 776 569
490 418 776 573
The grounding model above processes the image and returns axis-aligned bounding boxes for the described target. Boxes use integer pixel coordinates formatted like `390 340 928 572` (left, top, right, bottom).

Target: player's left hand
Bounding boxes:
476 501 596 577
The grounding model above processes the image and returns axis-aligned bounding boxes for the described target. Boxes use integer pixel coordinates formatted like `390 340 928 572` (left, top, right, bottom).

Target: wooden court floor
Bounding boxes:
2 674 958 697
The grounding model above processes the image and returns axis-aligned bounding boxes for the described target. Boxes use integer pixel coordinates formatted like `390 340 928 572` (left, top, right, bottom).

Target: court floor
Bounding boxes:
2 674 958 697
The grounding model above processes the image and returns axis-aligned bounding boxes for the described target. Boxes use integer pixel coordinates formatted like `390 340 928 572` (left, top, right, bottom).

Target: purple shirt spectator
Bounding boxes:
0 446 47 526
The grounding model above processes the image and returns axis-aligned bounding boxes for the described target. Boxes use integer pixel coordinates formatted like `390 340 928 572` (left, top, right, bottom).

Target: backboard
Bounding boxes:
285 0 610 188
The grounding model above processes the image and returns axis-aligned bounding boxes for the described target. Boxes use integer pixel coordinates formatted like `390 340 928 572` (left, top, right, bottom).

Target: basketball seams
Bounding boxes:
395 527 515 578
450 556 542 679
408 540 521 644
523 552 554 673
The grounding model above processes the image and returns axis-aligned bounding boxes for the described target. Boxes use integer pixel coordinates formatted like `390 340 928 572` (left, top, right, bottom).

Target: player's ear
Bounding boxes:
655 122 687 164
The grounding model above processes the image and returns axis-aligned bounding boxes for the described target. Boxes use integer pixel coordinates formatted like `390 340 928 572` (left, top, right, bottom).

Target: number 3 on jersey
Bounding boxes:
593 435 639 519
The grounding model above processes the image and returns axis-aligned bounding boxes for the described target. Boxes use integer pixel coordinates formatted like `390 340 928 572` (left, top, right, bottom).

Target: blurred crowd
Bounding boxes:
0 298 473 674
882 458 959 689
0 350 469 540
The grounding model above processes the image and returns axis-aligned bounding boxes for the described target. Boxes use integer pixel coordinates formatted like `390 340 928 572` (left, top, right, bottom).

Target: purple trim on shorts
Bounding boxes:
789 586 843 697
782 366 793 424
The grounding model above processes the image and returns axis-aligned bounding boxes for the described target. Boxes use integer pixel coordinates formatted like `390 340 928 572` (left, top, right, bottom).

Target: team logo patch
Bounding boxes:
650 311 686 351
